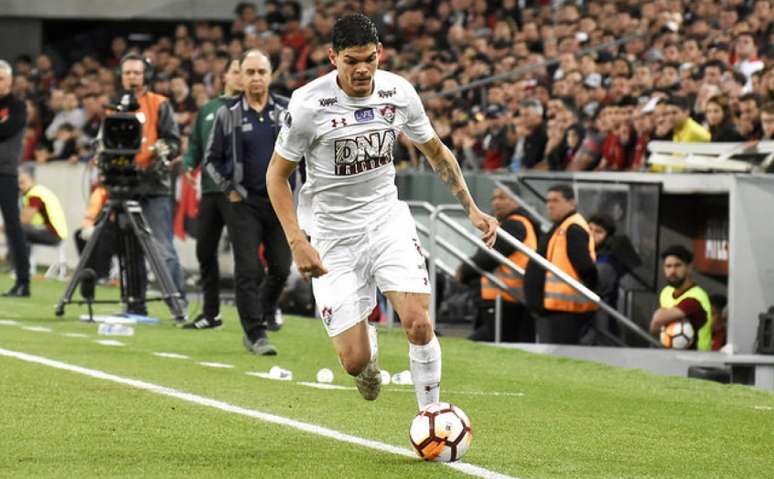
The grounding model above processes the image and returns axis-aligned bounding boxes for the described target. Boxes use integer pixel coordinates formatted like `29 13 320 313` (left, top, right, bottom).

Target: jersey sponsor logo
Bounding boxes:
378 104 396 124
377 88 396 99
319 97 338 107
282 110 292 128
333 130 396 176
331 117 347 128
354 108 374 123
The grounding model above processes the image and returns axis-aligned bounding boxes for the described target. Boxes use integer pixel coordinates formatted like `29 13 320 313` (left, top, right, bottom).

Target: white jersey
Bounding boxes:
275 70 435 238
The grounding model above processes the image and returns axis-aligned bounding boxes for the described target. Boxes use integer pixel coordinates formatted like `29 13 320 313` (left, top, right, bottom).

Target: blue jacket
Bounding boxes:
203 92 289 202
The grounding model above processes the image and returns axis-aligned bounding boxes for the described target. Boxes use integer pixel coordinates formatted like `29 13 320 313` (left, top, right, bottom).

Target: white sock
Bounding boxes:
409 335 442 409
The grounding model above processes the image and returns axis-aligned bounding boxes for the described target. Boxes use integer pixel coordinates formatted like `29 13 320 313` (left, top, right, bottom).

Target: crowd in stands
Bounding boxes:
8 0 774 173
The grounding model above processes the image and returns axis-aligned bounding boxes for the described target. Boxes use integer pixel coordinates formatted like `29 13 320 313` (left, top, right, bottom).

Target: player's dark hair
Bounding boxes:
332 14 379 52
547 183 574 201
661 244 693 264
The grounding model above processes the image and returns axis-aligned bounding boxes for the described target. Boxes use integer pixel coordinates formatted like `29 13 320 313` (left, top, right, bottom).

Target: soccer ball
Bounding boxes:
409 402 472 462
660 320 695 349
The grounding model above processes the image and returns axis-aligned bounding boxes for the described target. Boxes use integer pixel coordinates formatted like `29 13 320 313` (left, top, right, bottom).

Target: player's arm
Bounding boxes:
415 136 498 247
266 152 328 279
649 307 686 334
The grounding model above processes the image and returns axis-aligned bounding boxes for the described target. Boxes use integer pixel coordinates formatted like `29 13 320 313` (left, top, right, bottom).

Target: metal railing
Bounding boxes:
409 200 661 347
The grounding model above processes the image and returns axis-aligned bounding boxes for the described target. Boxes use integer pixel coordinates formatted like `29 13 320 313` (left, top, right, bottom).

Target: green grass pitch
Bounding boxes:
0 278 772 478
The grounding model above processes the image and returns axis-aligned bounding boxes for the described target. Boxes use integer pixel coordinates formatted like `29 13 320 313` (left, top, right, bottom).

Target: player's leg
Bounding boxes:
312 235 380 399
384 291 441 409
373 202 438 409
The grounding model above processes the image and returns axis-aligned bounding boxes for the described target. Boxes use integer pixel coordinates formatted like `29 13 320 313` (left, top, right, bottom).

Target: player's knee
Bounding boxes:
405 315 433 344
339 349 370 376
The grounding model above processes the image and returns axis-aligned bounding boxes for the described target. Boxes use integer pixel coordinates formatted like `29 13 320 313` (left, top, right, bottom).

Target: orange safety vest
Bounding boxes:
82 186 108 228
544 213 598 313
481 214 537 303
133 91 166 169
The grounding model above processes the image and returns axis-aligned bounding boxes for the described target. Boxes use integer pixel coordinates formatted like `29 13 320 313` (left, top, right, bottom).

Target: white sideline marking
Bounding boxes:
95 340 125 347
153 352 190 360
0 320 20 326
198 362 234 369
22 326 52 333
1 348 514 477
245 371 293 381
753 406 773 411
61 333 89 338
297 381 353 390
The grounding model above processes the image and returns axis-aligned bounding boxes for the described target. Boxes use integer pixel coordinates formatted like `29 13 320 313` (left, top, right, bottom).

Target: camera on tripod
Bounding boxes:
96 92 142 197
95 92 170 198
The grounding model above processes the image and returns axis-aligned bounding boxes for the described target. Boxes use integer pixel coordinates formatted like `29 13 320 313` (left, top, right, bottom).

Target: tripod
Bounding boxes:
55 197 186 321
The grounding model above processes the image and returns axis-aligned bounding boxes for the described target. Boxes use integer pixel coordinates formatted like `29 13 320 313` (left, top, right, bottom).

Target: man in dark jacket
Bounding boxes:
0 59 31 297
204 49 292 355
180 57 242 330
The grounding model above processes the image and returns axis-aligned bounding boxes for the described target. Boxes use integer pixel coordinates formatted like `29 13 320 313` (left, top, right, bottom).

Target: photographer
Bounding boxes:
117 53 184 314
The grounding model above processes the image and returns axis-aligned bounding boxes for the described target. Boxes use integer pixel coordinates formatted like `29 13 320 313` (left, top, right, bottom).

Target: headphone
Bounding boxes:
117 53 155 88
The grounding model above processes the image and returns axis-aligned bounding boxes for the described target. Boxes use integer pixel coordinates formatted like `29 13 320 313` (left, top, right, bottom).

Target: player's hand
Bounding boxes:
227 190 242 203
184 170 197 185
291 238 328 281
469 208 498 248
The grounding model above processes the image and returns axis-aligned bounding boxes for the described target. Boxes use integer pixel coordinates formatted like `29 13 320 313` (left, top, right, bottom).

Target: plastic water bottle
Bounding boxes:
269 366 293 381
98 323 135 336
391 370 413 385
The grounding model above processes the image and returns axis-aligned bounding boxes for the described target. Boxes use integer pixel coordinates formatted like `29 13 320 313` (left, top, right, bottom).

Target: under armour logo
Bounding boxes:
331 117 347 128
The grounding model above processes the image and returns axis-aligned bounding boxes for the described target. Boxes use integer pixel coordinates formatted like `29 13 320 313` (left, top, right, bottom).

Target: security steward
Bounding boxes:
456 188 539 342
524 183 598 344
649 244 712 351
204 49 292 356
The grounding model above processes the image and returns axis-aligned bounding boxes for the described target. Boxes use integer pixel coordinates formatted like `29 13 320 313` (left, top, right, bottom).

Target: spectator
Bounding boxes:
737 92 763 140
44 91 85 142
761 101 774 140
170 73 197 129
507 98 546 171
455 188 539 343
668 96 711 143
650 245 713 351
733 32 764 91
524 184 598 345
703 95 744 142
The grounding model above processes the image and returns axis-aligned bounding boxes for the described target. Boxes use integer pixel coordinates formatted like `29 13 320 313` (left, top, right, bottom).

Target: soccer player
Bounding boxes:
266 14 497 409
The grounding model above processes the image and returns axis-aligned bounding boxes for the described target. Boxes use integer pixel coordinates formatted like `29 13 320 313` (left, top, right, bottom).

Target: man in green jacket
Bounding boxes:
181 57 242 329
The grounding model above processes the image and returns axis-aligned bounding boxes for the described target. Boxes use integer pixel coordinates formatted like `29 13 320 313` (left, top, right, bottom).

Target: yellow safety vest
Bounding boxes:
481 214 537 303
23 184 68 240
659 284 713 351
544 213 598 313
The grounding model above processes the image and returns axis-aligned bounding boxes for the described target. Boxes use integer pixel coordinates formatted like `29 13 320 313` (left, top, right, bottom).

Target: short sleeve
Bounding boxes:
274 94 316 162
401 82 436 144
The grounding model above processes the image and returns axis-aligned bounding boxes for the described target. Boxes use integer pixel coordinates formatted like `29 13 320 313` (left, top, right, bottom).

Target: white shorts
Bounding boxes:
311 202 431 337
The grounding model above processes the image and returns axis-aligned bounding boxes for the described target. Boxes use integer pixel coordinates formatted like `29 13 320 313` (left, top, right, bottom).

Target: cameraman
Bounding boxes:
118 53 185 314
